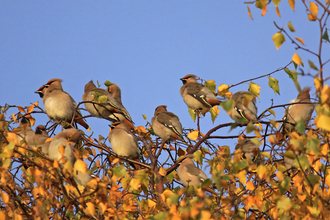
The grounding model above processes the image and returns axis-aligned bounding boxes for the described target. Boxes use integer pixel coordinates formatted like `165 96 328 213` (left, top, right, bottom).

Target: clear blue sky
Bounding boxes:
0 2 326 156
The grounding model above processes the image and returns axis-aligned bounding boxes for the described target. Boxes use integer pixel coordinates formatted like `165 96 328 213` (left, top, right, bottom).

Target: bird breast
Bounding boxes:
44 93 75 120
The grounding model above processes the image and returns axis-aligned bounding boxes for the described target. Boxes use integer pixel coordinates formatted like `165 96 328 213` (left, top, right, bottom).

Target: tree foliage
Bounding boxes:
0 1 330 219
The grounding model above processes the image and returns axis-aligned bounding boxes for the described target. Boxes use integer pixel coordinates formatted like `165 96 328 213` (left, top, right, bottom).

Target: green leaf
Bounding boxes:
295 120 306 134
91 91 100 100
113 165 127 178
284 68 297 81
287 21 295 32
306 174 320 187
272 32 286 50
142 114 147 120
278 176 290 193
152 212 167 220
268 109 276 116
238 160 249 169
255 0 268 9
193 151 203 165
322 29 329 42
246 122 255 133
294 155 309 171
272 0 281 6
210 106 220 123
220 99 234 112
276 196 292 211
201 179 212 188
308 60 319 70
268 76 280 95
104 80 114 87
306 137 320 156
98 95 108 103
204 80 216 93
188 108 196 122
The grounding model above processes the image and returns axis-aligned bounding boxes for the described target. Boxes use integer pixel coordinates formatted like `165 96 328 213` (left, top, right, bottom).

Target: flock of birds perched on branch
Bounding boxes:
10 74 314 189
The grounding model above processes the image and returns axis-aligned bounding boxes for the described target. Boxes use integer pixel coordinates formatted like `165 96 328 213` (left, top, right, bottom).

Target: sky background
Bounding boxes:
0 1 328 168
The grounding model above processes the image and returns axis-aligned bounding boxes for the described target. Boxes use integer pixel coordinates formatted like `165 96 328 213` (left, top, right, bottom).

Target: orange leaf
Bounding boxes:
246 181 255 191
27 106 34 114
12 113 17 123
53 160 59 168
310 2 318 16
308 14 317 21
292 52 301 66
297 194 306 202
17 106 25 113
1 193 9 204
289 0 295 11
136 126 147 133
159 167 167 177
247 6 253 20
261 5 267 16
295 37 305 45
275 6 281 17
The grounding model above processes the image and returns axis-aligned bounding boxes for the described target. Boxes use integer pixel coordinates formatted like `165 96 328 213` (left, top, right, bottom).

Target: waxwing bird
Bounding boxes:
48 128 83 165
228 91 258 123
43 79 89 130
82 80 134 128
74 171 94 187
35 85 47 98
177 157 208 187
235 139 264 166
151 105 185 142
27 125 50 155
282 87 314 133
108 122 140 169
107 82 134 126
15 116 34 144
180 74 221 111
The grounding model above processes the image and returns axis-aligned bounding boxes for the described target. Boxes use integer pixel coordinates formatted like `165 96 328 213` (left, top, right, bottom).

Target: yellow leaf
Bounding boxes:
310 2 318 16
188 130 199 141
292 52 301 66
217 84 229 97
261 5 267 16
159 167 167 177
320 84 330 104
6 133 18 145
276 171 284 181
1 193 9 204
17 106 25 113
325 174 330 187
289 0 295 11
315 114 330 131
248 82 261 98
74 160 87 173
237 170 247 184
12 113 17 123
84 202 95 216
295 37 305 45
148 200 157 209
162 189 174 198
257 165 266 179
275 6 281 17
225 92 232 99
308 14 317 21
246 181 254 191
98 202 106 214
314 78 322 93
130 178 141 190
247 6 253 20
